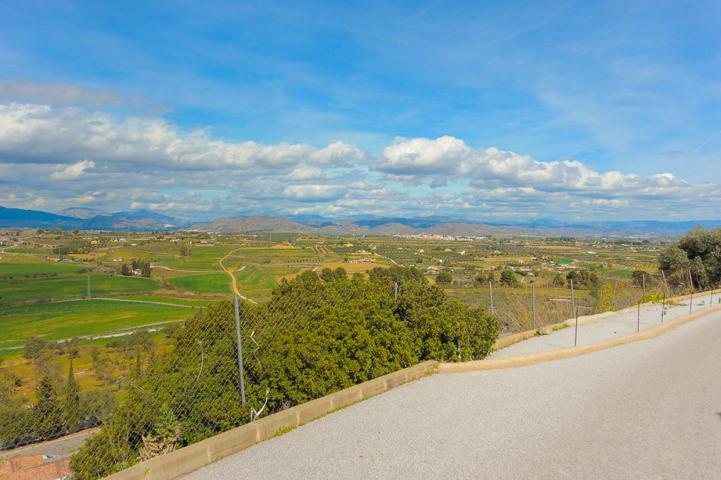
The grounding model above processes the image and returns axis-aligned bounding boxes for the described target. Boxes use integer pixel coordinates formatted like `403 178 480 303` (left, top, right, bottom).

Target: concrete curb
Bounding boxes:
439 304 721 373
104 360 438 480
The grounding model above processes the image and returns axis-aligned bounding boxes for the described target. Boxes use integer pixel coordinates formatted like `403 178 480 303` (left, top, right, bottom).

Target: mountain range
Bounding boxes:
2 205 720 238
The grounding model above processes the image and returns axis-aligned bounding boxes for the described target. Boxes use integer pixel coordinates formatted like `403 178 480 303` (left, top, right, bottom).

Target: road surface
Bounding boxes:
187 308 721 479
492 291 718 359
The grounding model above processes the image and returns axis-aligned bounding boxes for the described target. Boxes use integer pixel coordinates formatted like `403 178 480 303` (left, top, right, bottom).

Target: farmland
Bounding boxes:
0 229 665 360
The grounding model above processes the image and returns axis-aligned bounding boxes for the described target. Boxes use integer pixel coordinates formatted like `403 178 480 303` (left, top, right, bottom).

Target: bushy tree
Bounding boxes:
71 267 500 478
499 269 519 287
435 271 453 284
65 362 81 433
32 374 65 440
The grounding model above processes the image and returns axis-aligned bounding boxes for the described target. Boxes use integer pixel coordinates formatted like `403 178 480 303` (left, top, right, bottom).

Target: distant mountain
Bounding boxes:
0 206 84 229
0 206 180 231
61 207 107 219
3 205 721 237
192 215 314 233
84 210 181 230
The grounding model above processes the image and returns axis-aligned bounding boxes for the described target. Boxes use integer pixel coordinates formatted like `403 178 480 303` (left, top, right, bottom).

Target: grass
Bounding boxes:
168 273 232 294
0 299 195 354
0 262 90 276
0 273 159 305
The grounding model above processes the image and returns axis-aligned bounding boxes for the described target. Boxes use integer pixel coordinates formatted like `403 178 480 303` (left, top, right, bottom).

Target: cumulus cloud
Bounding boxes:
51 159 95 180
287 165 324 180
0 103 362 171
282 184 345 202
1 102 719 221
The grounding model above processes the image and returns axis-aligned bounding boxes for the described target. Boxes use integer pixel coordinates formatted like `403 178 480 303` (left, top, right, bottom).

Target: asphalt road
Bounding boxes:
187 308 721 480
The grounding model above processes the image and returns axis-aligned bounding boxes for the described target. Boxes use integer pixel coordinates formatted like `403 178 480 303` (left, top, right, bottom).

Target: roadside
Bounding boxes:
491 291 718 360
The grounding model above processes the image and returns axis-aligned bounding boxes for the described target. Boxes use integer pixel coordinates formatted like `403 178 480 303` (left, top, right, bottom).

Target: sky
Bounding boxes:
1 0 721 222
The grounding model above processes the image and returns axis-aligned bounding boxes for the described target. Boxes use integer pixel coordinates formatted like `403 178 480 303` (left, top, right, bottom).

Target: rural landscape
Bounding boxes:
2 216 720 477
3 1 721 479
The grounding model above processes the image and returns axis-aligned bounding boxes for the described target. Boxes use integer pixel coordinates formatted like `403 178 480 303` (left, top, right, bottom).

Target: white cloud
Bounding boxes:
287 165 324 180
2 103 720 221
51 159 95 180
282 184 345 202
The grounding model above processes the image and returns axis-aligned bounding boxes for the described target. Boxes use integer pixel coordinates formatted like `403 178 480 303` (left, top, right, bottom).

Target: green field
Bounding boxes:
0 273 158 305
168 273 232 294
0 299 197 356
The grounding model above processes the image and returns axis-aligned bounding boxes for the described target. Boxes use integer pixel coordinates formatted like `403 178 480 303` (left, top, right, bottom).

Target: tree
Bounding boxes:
690 256 710 290
71 266 500 478
120 264 133 276
658 245 692 290
141 262 152 278
436 271 453 284
551 274 566 288
631 270 649 289
499 269 518 287
179 242 191 257
32 374 65 440
24 337 47 359
64 361 81 433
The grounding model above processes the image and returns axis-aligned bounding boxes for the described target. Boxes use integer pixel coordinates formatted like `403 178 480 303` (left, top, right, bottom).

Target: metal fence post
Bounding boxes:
661 295 665 323
531 283 537 330
571 279 578 346
637 301 641 332
488 280 494 315
233 295 247 406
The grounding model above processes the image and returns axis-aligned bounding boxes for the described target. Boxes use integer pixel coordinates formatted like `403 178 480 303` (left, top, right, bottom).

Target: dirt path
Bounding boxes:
49 297 194 308
219 249 257 304
152 265 218 273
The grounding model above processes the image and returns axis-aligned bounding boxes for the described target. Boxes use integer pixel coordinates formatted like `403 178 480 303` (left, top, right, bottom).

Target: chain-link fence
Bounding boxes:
1 263 714 479
1 266 500 479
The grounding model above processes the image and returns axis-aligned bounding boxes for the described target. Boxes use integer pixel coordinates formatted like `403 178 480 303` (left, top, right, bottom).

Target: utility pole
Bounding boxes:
233 295 246 406
393 281 399 301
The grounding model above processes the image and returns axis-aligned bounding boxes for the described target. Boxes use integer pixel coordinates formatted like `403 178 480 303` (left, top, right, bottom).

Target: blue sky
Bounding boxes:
1 0 721 221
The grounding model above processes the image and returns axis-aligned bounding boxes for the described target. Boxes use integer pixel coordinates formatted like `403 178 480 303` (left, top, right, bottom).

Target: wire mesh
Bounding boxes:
0 266 499 479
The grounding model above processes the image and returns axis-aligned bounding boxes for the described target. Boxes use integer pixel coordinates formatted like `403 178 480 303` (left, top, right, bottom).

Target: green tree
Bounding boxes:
24 336 47 359
64 361 81 433
32 374 65 440
499 269 518 287
551 274 566 288
436 271 453 284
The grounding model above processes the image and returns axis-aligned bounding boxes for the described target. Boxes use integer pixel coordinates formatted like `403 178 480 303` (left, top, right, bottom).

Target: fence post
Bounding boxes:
531 283 537 330
488 280 494 315
637 301 641 332
688 269 694 313
393 281 399 301
233 295 246 406
661 295 665 323
642 273 646 295
571 279 578 346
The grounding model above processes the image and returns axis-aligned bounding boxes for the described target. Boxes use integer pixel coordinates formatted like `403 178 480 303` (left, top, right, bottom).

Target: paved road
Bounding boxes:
492 291 718 359
188 309 721 480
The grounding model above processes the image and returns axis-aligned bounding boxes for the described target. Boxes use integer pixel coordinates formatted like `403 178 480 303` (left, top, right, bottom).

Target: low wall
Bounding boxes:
106 360 438 480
